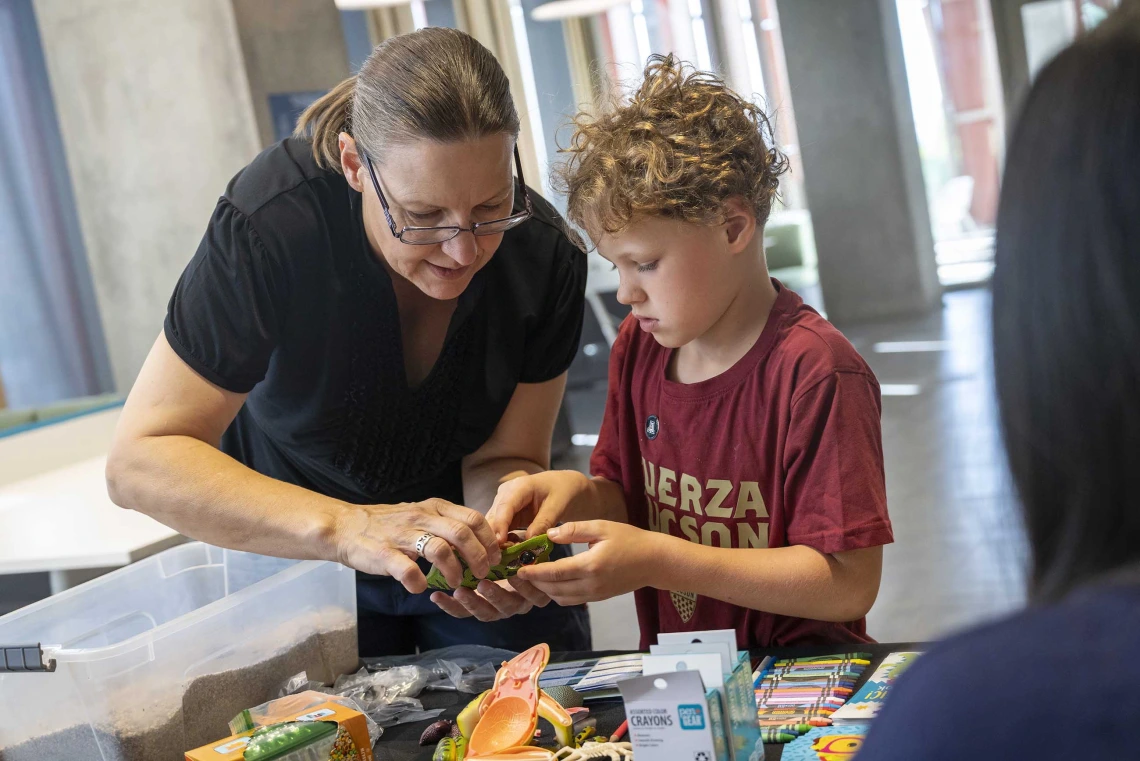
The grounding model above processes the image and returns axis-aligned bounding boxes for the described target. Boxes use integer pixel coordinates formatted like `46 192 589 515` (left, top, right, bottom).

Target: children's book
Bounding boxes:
828 651 921 724
779 723 871 761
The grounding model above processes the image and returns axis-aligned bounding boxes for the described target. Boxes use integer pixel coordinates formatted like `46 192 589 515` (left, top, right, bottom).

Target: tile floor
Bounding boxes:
558 286 1028 650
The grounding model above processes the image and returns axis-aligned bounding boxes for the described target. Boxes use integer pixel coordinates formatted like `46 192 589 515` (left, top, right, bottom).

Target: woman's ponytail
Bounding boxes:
294 75 357 171
295 29 520 172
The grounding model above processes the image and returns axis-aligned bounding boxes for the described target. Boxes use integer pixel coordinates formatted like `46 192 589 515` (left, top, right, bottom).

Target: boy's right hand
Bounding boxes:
486 470 592 543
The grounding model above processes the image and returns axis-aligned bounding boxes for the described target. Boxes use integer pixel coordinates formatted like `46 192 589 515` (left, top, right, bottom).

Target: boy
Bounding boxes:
485 56 893 648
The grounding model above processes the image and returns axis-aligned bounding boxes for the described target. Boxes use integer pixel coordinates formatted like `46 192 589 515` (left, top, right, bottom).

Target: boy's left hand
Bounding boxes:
516 521 662 605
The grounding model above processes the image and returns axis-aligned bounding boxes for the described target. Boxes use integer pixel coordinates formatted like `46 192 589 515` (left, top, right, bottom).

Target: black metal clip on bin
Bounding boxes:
0 644 56 673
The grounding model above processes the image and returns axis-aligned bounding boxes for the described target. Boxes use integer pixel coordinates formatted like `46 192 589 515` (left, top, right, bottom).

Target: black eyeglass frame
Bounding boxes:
361 145 533 245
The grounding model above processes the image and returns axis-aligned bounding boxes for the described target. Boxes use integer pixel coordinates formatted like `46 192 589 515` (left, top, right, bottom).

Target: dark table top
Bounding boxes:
375 642 923 761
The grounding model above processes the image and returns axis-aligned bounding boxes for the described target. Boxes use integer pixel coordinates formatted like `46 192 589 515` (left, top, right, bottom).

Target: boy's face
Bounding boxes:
596 211 753 348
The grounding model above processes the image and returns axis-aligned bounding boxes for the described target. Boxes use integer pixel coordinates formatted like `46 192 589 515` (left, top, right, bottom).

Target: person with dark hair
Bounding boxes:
105 28 591 656
856 7 1140 759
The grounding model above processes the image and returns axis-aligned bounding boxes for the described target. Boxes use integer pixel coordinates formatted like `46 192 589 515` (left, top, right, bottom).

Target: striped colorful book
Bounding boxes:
830 651 922 724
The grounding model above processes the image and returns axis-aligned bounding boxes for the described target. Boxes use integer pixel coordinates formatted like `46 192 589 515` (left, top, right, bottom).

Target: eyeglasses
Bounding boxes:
362 146 533 245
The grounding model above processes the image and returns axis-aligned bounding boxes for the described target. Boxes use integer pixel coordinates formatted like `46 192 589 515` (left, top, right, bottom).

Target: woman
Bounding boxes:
106 28 591 656
856 7 1140 759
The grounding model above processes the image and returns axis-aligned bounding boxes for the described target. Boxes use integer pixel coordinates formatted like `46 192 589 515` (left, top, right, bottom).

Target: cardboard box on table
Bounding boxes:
654 630 764 761
185 700 373 761
619 670 729 761
627 630 764 761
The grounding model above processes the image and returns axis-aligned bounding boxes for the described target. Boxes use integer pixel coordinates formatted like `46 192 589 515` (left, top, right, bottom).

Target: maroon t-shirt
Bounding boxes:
590 282 893 650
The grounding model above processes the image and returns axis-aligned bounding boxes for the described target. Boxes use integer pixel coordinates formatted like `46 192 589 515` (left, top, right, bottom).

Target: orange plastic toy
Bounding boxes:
436 644 575 761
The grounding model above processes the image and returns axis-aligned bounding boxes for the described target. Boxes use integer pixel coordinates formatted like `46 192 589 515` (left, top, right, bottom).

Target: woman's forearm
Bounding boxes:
463 457 546 514
106 433 345 561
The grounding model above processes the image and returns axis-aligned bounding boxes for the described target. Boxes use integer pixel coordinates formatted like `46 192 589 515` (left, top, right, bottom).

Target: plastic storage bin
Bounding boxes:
0 543 358 761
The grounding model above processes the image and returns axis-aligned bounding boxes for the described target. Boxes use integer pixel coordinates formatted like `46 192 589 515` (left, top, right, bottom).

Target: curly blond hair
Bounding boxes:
554 55 789 238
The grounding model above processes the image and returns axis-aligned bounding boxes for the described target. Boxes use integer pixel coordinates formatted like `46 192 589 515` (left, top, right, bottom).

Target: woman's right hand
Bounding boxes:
485 470 592 544
333 499 502 594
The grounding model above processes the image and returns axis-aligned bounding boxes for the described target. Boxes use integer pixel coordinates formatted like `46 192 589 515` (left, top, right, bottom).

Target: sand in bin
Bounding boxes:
182 631 324 750
0 713 187 761
0 623 358 761
0 725 103 761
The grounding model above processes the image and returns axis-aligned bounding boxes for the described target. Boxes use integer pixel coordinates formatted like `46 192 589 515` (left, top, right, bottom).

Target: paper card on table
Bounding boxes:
642 652 725 691
541 658 594 675
581 689 623 703
650 641 735 674
657 628 740 652
539 659 598 687
566 654 644 693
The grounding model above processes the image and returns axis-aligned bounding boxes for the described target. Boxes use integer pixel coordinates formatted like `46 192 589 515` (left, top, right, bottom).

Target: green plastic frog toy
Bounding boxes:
426 533 554 591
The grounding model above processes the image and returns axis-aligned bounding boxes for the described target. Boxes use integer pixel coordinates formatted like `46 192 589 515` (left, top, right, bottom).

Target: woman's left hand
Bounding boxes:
430 576 552 621
516 521 663 606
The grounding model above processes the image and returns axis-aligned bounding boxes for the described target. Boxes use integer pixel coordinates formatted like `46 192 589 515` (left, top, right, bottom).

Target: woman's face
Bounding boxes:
341 132 516 301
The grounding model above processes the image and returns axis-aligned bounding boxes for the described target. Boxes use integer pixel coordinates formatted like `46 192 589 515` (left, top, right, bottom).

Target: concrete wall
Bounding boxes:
231 0 351 148
776 0 940 324
32 0 263 393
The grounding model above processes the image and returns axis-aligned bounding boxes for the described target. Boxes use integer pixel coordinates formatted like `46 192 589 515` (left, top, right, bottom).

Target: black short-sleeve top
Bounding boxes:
165 138 586 507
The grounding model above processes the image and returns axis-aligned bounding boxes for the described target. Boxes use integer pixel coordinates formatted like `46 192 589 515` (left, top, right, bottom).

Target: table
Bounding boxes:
0 404 122 486
0 455 185 593
378 643 923 761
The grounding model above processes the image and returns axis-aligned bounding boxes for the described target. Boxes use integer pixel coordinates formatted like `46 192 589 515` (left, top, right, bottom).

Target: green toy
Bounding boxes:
426 533 554 591
432 735 468 761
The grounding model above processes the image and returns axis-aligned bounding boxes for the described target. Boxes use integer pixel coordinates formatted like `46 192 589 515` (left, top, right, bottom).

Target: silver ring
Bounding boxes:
414 533 435 558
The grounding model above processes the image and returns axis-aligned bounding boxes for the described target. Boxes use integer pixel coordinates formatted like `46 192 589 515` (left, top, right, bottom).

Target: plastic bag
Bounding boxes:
364 644 517 694
364 697 445 728
270 646 515 730
333 665 430 702
275 667 445 728
276 672 329 699
229 690 383 745
331 666 444 727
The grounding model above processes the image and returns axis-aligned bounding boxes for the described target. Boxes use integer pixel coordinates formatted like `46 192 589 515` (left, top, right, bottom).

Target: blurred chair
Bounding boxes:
765 209 819 292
